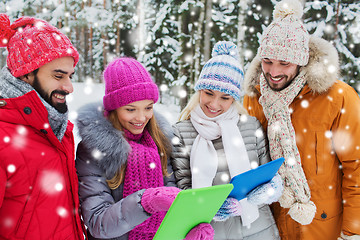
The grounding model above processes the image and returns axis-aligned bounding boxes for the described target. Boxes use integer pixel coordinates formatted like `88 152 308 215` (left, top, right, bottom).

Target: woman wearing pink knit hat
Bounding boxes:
75 57 214 240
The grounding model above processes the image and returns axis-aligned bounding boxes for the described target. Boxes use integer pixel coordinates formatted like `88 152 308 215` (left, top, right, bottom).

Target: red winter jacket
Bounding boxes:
0 91 84 240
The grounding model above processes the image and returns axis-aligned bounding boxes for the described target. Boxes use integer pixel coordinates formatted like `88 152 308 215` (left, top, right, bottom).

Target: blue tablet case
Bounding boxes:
228 157 285 200
153 184 233 240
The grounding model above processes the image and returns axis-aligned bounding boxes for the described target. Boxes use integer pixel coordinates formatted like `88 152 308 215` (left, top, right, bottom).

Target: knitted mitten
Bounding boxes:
213 197 242 221
185 223 214 240
247 173 283 205
141 186 181 214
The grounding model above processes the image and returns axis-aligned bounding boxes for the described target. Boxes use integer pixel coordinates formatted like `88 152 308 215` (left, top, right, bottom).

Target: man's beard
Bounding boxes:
262 71 293 92
32 76 69 114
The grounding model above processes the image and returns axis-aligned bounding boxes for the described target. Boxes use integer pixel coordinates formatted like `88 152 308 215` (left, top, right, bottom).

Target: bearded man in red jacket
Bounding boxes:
0 14 85 239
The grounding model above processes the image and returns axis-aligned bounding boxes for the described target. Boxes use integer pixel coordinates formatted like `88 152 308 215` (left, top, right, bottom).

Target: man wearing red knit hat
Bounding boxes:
0 14 85 239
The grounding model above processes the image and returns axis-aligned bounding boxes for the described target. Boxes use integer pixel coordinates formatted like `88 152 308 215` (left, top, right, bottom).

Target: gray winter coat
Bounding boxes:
75 102 176 240
171 115 280 240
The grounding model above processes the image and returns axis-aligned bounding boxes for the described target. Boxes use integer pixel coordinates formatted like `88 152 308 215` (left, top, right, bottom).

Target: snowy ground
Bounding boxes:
67 82 181 147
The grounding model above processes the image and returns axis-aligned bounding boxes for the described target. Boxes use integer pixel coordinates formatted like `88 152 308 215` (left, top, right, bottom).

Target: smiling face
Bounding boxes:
199 89 234 118
21 56 75 113
261 58 300 91
115 99 154 135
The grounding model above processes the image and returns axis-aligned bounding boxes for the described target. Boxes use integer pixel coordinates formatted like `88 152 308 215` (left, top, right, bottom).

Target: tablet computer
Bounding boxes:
228 157 285 200
153 184 233 240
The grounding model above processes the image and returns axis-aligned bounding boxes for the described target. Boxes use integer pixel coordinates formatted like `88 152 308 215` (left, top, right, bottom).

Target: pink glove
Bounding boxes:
185 223 214 240
141 186 181 214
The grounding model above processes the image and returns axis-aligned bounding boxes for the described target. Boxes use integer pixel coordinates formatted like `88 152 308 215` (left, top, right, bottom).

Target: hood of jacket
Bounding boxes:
76 102 173 178
244 36 340 96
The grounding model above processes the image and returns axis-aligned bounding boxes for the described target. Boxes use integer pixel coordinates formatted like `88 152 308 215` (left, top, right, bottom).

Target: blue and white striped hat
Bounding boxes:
194 41 244 101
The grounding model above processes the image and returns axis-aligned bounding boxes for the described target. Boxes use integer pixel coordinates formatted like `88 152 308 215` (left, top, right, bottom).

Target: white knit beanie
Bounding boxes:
258 0 309 66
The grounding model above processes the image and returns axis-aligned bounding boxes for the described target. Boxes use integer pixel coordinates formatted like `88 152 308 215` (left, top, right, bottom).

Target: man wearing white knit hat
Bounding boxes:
243 0 360 239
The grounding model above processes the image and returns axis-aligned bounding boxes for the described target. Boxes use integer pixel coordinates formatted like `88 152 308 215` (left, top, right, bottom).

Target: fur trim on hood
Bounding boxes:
76 102 174 179
244 36 340 96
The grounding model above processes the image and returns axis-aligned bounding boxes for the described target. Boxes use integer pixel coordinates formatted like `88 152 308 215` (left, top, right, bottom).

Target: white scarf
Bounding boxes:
190 104 259 227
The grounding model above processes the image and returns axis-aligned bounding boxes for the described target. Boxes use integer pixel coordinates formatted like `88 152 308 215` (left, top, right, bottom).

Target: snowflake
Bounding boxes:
7 164 16 173
254 129 263 138
231 136 242 147
57 206 68 218
69 111 78 121
178 89 187 98
149 162 156 169
3 217 14 228
220 173 229 183
16 126 27 135
84 86 93 95
287 157 296 166
250 161 259 169
91 149 106 160
325 131 332 138
160 84 168 92
40 170 64 195
328 65 336 74
300 100 309 108
171 136 180 145
267 187 275 196
3 136 10 143
240 114 248 122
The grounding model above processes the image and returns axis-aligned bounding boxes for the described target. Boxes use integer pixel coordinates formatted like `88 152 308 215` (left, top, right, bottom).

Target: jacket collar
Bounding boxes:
76 102 173 178
0 67 69 141
244 36 340 96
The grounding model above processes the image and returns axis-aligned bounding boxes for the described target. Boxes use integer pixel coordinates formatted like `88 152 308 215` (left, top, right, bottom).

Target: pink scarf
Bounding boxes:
122 129 165 240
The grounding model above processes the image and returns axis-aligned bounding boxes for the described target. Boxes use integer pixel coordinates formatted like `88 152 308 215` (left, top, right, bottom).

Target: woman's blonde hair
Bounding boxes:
106 110 171 189
178 91 248 121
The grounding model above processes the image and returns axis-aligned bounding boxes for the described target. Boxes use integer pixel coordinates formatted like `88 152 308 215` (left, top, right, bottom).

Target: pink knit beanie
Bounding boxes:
0 14 79 77
103 57 159 114
258 0 309 66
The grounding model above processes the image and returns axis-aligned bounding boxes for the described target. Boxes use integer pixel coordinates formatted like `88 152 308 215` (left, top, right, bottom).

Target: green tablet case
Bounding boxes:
153 184 233 240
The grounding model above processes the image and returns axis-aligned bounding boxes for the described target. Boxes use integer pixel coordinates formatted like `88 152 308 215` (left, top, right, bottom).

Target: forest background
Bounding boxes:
0 0 359 108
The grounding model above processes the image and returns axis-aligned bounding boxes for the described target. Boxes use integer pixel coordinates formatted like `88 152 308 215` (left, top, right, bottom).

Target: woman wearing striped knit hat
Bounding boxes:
171 41 282 239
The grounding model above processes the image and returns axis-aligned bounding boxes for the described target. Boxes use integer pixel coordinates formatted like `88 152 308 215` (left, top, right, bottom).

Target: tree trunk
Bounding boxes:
102 0 108 69
237 0 247 66
334 1 341 40
178 11 191 110
137 0 145 58
203 0 212 62
193 0 206 84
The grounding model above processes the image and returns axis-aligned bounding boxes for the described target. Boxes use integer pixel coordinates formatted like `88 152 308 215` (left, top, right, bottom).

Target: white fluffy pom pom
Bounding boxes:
211 41 240 61
273 0 304 21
